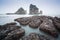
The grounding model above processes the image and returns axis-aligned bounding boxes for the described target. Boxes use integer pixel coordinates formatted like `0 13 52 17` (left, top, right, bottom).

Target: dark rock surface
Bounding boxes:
29 16 42 28
29 19 41 28
29 4 39 14
0 22 25 40
52 17 60 31
15 17 31 25
39 18 58 37
4 22 17 25
20 33 55 40
4 28 25 40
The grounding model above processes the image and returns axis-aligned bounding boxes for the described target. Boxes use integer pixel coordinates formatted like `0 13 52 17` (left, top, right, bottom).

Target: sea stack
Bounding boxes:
15 7 26 14
29 4 39 14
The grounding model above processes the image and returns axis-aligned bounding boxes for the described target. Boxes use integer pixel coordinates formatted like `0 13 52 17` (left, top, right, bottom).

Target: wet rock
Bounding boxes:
2 22 17 28
20 33 40 40
29 18 41 28
20 33 55 40
31 16 41 19
4 28 25 40
15 17 31 25
29 4 39 14
0 22 21 40
15 7 26 14
39 16 49 21
39 16 54 21
39 19 58 37
0 30 9 40
54 17 60 22
4 22 17 25
39 35 55 40
53 17 60 31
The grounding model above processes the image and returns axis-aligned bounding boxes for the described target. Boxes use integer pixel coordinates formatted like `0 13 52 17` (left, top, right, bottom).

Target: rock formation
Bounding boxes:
29 16 42 28
39 18 58 37
4 29 25 40
20 33 55 40
29 4 39 14
0 22 25 40
52 17 60 31
15 7 26 14
14 17 31 25
6 4 43 15
0 16 60 40
14 16 60 37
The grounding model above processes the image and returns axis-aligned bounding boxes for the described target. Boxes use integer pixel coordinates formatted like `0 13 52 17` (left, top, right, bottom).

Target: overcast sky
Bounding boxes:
0 0 60 16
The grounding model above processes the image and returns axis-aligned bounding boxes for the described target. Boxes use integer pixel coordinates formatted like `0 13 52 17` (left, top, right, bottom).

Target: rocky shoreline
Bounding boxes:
0 16 60 40
20 33 55 40
0 22 25 40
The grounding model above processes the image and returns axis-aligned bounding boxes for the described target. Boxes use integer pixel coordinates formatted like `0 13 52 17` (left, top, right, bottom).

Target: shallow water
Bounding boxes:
0 15 60 40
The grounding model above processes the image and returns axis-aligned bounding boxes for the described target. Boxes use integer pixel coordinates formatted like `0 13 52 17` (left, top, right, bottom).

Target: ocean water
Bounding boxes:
0 15 60 40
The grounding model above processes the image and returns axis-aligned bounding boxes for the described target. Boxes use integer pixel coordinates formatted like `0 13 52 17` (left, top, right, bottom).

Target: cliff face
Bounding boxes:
29 4 39 14
15 8 26 14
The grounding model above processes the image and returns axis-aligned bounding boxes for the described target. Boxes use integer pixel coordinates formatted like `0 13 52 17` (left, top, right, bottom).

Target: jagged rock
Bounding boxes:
52 17 60 31
14 17 31 25
0 22 21 40
4 22 17 25
4 28 25 40
39 19 58 37
15 7 26 14
29 4 39 14
20 33 55 40
29 16 42 28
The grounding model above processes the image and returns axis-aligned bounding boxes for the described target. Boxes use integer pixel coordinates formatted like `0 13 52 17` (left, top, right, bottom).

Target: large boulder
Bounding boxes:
0 22 22 40
52 17 60 31
39 19 58 37
39 16 54 21
14 17 31 25
29 17 42 28
29 4 39 14
0 22 17 40
20 33 55 40
4 28 25 40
